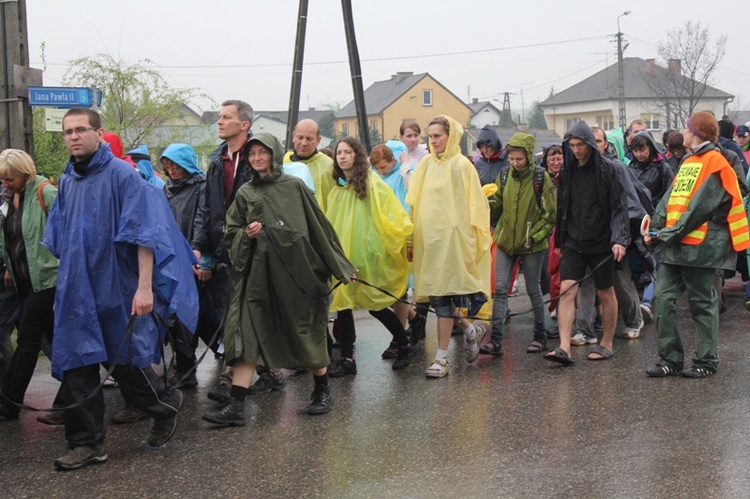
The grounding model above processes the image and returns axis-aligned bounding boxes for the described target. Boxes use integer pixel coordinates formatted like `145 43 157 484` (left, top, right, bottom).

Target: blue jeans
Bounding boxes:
491 250 546 344
642 281 654 308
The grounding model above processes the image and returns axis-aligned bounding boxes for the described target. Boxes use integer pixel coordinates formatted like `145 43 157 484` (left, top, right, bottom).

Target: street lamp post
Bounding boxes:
617 10 631 130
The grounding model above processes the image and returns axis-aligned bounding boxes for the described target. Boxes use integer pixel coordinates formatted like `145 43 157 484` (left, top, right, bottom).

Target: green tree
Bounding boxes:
527 101 547 129
318 112 336 139
63 53 211 152
499 109 516 128
31 108 68 180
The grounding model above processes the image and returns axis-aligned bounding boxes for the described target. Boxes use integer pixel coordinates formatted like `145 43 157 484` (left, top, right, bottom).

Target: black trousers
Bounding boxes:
62 363 180 449
0 283 57 415
337 308 409 359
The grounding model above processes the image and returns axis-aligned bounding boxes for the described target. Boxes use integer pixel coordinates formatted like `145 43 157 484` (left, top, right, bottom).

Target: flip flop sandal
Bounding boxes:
587 345 613 361
526 340 546 353
544 347 575 365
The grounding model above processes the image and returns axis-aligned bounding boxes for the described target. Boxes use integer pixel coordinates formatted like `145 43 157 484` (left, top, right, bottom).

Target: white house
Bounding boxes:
540 57 733 137
469 99 503 129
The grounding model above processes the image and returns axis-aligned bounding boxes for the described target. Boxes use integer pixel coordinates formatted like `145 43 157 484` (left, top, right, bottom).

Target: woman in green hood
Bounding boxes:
482 133 556 356
202 133 355 426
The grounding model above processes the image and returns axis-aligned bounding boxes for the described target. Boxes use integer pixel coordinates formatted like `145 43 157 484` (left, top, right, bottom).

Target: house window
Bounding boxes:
371 120 378 132
342 123 349 136
422 90 433 106
596 114 615 131
565 118 581 131
641 113 661 130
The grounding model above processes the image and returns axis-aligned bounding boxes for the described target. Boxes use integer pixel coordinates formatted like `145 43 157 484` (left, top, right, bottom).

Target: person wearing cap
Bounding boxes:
645 110 750 378
734 125 750 167
201 133 354 425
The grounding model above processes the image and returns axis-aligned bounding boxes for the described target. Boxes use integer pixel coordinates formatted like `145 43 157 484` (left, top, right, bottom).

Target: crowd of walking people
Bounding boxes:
0 101 748 471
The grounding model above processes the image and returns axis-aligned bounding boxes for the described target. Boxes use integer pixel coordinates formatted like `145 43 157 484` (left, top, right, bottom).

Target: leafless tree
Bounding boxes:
645 20 727 129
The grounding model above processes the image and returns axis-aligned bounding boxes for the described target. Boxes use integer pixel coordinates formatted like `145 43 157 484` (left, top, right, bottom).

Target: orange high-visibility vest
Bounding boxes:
666 149 750 251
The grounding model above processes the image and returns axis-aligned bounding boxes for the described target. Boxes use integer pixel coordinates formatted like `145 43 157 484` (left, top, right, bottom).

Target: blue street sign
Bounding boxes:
27 86 100 108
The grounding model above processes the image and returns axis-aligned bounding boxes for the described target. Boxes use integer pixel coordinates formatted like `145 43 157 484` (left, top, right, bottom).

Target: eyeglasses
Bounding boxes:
62 127 98 137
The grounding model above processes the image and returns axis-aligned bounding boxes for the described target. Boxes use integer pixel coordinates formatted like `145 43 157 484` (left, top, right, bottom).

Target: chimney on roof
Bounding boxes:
645 58 656 77
393 71 413 83
668 59 682 75
472 98 478 104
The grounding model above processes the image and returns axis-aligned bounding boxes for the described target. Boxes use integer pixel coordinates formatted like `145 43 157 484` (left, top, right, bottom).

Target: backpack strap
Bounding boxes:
36 181 51 216
498 166 510 196
532 166 545 206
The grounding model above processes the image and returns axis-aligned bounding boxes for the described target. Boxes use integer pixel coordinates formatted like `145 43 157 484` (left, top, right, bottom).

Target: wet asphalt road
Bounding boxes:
1 277 750 498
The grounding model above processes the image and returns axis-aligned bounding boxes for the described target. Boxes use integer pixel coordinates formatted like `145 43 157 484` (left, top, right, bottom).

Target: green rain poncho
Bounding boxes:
405 115 492 302
327 170 413 311
224 133 355 369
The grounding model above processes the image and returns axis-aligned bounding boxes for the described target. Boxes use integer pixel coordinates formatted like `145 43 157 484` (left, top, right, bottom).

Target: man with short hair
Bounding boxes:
625 119 648 161
192 100 269 402
544 121 629 365
284 118 336 212
43 108 198 470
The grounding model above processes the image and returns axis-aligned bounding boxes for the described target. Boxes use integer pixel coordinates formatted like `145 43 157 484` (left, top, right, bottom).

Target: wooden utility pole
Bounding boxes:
341 0 370 152
286 0 309 150
1 0 38 153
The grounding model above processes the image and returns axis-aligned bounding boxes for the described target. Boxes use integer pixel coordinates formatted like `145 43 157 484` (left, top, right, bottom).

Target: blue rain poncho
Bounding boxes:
283 162 316 192
42 144 199 379
372 140 409 211
327 170 413 311
128 144 166 188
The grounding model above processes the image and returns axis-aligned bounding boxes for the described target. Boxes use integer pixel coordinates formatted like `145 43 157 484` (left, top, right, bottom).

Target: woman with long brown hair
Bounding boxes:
327 137 416 375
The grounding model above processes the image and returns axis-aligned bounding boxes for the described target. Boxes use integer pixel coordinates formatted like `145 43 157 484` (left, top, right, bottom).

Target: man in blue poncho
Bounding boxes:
42 108 198 471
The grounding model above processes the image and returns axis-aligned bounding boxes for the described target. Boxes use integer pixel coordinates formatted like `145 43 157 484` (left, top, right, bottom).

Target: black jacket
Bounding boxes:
165 173 206 244
556 121 629 250
628 131 674 209
191 134 253 263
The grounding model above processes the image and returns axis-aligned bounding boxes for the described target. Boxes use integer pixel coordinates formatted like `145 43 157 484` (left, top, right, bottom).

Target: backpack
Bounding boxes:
498 165 546 207
36 181 51 215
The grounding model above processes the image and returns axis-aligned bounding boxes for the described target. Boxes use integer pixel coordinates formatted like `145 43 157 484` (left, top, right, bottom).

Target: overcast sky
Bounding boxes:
25 0 750 116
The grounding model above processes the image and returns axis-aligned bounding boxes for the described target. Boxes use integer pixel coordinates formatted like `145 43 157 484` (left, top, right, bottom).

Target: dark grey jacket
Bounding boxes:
474 125 509 185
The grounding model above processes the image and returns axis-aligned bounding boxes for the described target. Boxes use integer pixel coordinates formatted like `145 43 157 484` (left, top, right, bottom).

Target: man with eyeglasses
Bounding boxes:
42 107 198 470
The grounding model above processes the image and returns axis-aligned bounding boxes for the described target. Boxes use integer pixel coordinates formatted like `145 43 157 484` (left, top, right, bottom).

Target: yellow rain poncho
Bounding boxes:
328 170 413 311
405 114 492 302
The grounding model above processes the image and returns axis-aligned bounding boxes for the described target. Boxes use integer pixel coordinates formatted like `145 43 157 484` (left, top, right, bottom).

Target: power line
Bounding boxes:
33 34 608 70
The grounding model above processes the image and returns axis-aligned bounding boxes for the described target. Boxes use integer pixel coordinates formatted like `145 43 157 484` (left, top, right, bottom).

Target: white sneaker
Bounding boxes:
571 332 597 346
640 304 653 324
624 320 645 340
465 322 487 364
